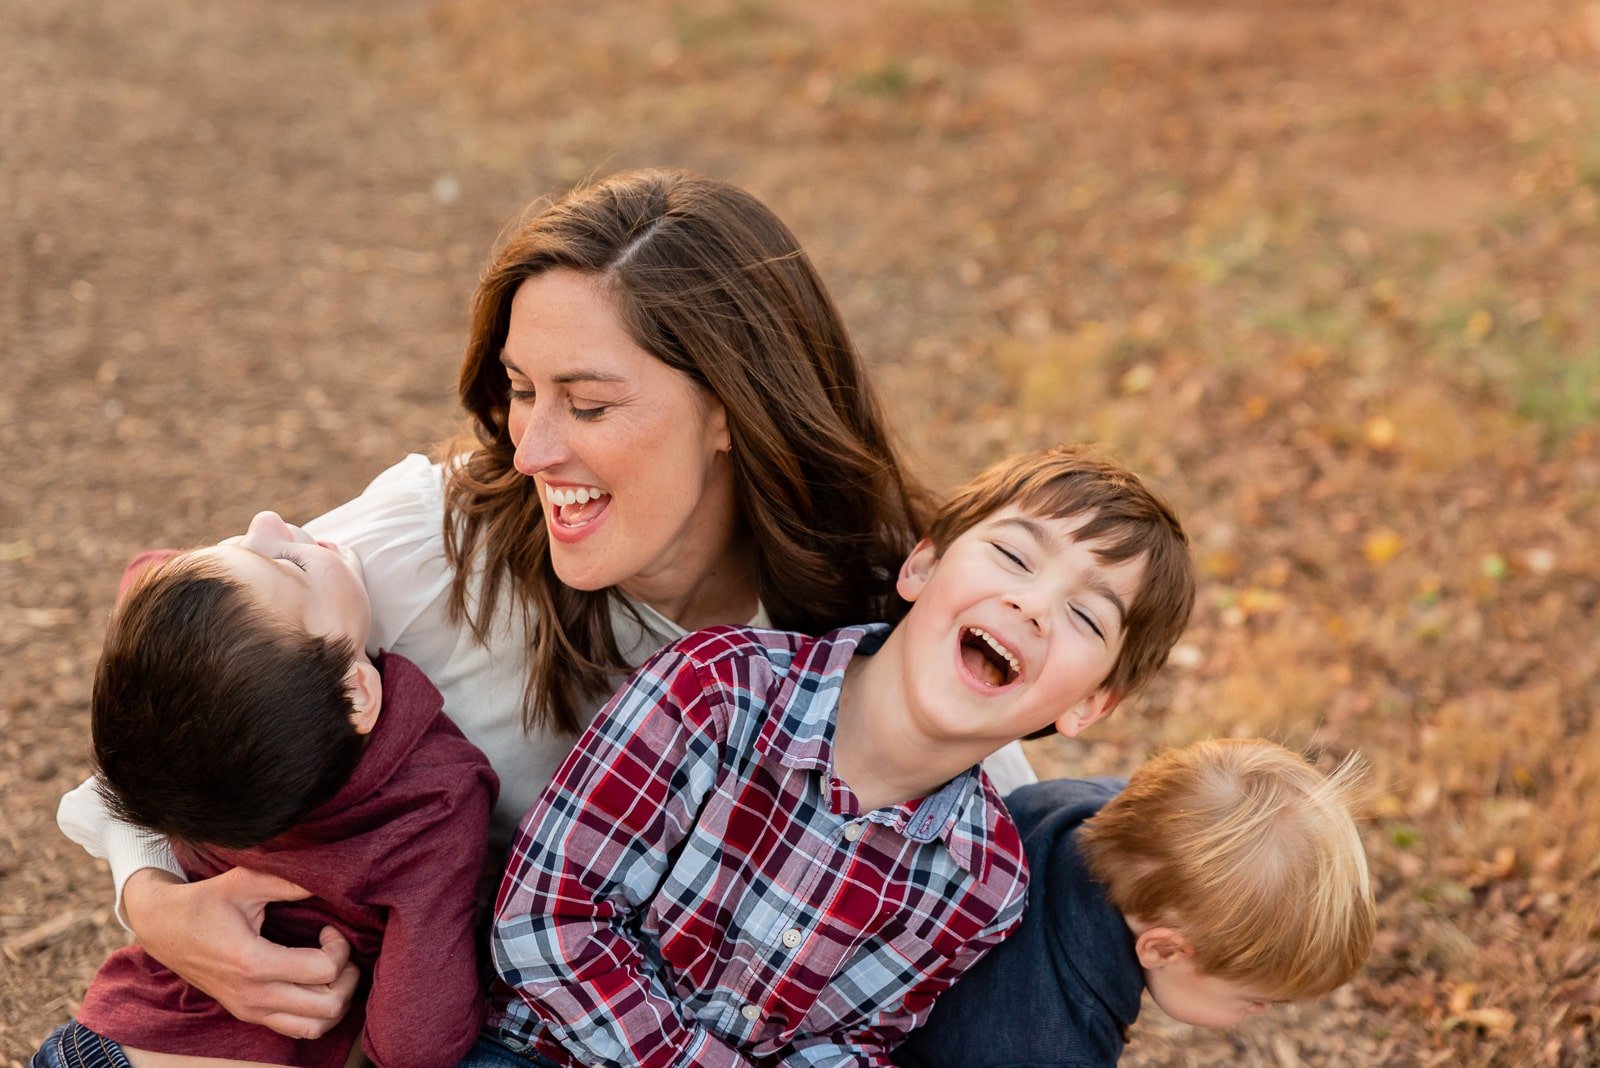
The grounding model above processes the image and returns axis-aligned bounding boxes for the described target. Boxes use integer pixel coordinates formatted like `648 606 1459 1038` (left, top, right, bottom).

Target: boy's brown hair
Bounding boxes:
1079 739 1376 1000
926 444 1194 700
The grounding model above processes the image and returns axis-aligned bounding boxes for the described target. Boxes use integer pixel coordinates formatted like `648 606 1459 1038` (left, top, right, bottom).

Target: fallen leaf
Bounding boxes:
1464 308 1494 341
1457 1007 1515 1034
1365 529 1403 565
1119 363 1156 394
1365 416 1397 451
1449 983 1479 1015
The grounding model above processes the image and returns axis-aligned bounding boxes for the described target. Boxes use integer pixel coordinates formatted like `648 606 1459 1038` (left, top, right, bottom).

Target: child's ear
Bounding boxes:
895 539 938 602
346 660 384 735
1053 687 1122 738
1133 926 1194 971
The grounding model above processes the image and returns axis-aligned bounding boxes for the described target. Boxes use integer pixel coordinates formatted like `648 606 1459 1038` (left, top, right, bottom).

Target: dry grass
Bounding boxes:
5 0 1598 1064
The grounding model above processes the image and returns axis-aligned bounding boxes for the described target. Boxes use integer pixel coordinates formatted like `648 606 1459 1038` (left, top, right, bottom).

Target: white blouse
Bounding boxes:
58 455 1036 910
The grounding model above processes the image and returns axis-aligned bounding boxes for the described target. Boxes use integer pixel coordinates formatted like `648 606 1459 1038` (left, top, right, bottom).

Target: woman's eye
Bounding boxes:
508 385 535 402
277 552 309 573
569 404 609 421
1072 606 1105 640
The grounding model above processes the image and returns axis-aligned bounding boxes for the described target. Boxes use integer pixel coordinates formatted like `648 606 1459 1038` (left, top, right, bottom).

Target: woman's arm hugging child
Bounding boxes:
41 511 497 1068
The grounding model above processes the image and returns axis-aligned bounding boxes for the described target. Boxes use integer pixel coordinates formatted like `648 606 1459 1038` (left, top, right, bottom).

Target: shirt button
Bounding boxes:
843 823 862 842
781 928 802 948
741 1004 761 1022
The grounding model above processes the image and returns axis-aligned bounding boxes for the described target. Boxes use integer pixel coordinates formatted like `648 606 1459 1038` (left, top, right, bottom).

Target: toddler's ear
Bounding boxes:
346 660 384 735
896 540 938 602
1133 926 1195 971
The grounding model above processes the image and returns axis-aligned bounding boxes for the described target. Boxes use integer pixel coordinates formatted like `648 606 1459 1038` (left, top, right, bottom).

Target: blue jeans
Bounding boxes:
30 1022 132 1068
457 1031 563 1068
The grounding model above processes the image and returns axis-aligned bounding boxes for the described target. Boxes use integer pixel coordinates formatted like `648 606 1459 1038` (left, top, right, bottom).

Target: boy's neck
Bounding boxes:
832 631 1001 813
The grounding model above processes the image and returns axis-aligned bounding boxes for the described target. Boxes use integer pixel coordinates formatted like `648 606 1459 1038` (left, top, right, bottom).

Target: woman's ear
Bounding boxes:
896 539 938 602
703 393 732 455
346 660 384 735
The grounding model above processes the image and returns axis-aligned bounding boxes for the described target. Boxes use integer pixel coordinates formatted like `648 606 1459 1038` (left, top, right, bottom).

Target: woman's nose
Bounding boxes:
512 405 572 476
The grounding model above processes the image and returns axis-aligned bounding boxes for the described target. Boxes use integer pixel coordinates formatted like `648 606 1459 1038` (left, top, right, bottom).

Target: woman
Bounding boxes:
59 169 1036 1039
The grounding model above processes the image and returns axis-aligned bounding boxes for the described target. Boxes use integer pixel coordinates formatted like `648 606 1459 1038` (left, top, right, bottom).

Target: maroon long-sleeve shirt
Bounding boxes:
78 643 499 1068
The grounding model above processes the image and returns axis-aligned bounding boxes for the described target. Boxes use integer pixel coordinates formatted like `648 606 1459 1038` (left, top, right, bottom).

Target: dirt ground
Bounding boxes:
3 0 1598 1064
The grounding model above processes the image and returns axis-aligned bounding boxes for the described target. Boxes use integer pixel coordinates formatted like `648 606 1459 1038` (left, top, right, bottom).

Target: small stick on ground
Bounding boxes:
2 910 105 964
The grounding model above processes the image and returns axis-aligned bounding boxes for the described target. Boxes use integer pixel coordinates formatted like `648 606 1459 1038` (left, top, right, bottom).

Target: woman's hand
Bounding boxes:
124 867 360 1038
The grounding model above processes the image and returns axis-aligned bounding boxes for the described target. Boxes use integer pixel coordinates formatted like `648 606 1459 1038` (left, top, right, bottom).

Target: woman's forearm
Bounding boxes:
58 775 185 927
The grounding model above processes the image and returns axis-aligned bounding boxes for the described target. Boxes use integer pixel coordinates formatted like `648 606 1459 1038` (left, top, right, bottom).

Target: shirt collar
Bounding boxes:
880 769 995 877
753 623 996 877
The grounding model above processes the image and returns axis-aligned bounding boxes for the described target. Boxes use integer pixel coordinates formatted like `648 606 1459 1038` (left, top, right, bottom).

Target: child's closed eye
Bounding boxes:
990 542 1029 570
1072 606 1105 639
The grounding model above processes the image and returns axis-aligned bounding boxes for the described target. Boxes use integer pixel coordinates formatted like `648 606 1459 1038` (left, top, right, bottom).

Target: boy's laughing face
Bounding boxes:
893 505 1145 745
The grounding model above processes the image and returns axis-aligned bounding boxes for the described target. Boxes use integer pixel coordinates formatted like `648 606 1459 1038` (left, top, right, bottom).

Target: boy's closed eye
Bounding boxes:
987 540 1108 640
1072 605 1105 640
989 541 1028 571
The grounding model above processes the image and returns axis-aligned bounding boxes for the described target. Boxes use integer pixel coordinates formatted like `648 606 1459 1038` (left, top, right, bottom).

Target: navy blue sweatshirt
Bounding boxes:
895 778 1143 1068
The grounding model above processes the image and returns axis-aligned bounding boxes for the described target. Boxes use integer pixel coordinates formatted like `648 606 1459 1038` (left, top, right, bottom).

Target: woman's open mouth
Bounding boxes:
545 484 611 528
959 626 1022 688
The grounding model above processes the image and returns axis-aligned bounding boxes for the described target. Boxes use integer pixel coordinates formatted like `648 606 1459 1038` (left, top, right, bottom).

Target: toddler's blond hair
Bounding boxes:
1079 738 1375 999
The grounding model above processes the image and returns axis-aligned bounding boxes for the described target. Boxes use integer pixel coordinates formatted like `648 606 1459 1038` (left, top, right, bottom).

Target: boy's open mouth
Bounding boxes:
960 627 1021 688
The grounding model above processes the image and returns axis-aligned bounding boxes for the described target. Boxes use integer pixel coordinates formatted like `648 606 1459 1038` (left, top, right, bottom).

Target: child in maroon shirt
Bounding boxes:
33 511 497 1068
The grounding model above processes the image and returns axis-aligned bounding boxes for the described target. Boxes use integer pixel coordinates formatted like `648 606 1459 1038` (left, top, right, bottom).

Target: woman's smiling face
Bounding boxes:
501 269 739 609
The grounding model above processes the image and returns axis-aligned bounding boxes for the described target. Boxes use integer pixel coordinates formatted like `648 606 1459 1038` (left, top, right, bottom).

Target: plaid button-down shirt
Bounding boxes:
487 624 1029 1068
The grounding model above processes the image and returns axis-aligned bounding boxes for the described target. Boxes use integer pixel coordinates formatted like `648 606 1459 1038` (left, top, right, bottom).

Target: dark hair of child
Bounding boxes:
91 555 364 850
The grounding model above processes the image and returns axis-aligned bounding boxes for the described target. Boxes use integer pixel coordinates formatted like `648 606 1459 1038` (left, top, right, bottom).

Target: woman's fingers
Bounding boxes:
249 936 361 1039
216 866 315 909
125 866 357 1035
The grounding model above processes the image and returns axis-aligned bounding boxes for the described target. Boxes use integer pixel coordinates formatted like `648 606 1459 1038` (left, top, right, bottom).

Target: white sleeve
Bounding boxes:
304 454 458 668
980 739 1038 794
58 776 184 929
61 454 457 928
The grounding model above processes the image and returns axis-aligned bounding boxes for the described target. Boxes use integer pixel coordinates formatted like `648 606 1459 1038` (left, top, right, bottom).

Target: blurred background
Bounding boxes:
2 1 1596 1064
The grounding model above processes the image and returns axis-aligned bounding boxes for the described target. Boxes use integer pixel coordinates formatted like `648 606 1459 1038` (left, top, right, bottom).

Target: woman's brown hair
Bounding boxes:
444 169 933 734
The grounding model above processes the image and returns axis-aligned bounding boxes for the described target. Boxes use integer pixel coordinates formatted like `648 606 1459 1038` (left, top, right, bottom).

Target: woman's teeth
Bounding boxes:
545 486 610 507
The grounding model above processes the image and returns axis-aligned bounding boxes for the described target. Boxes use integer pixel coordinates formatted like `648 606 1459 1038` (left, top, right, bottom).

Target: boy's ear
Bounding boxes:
895 539 938 602
346 660 383 735
1053 687 1122 738
1134 926 1195 971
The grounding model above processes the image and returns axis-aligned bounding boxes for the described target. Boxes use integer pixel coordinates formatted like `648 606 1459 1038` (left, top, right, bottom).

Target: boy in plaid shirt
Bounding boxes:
475 445 1196 1068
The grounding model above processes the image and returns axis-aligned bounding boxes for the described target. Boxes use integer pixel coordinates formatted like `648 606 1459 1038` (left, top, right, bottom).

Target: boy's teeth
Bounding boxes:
969 627 1021 676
